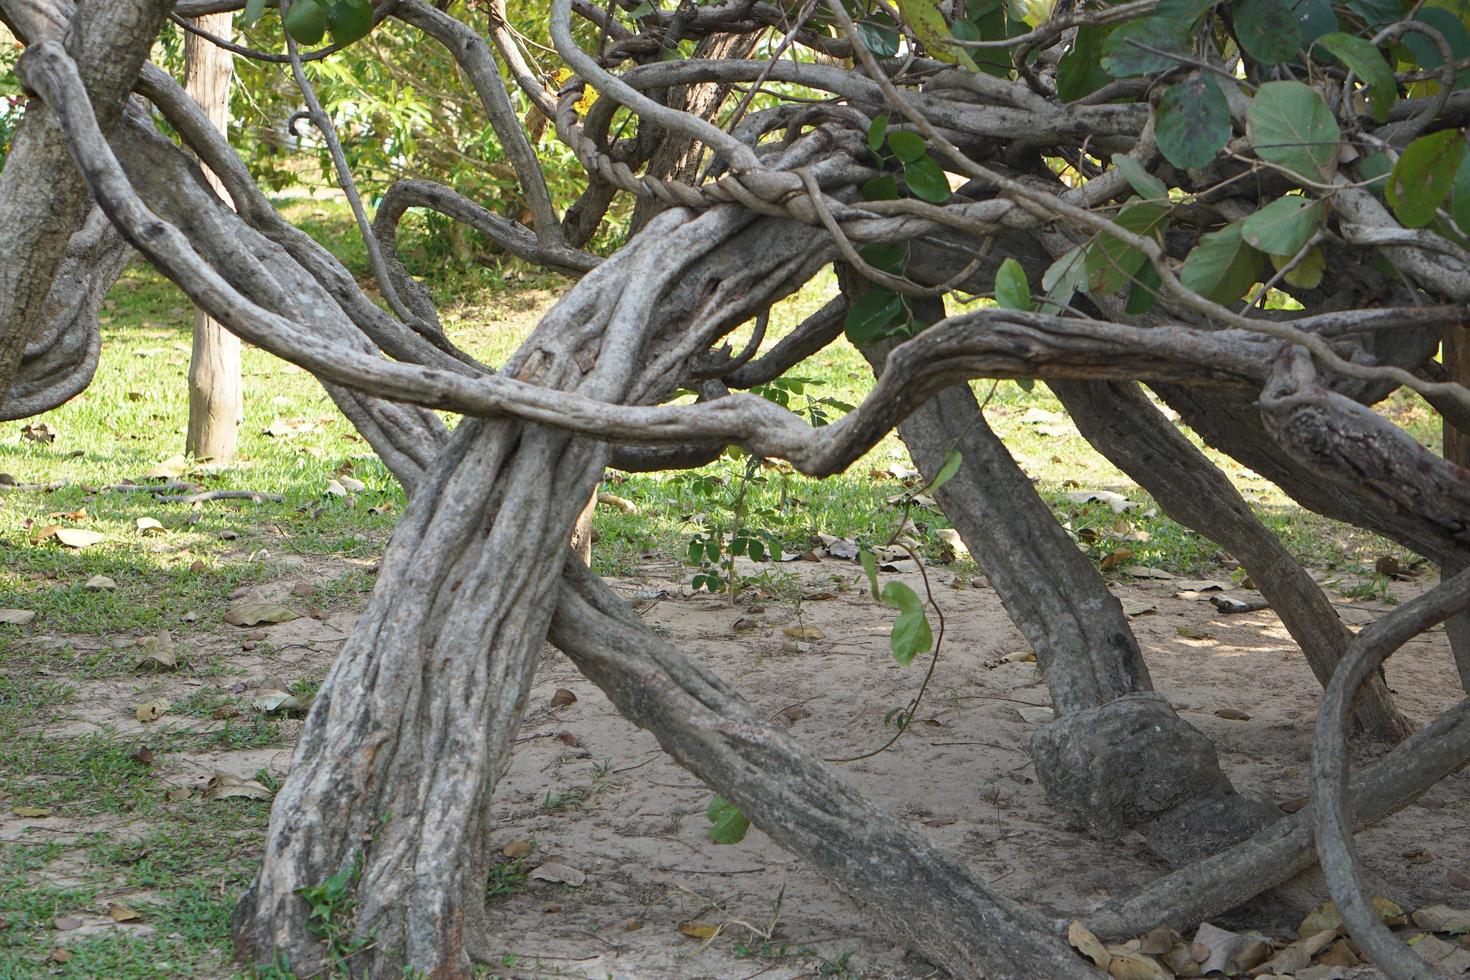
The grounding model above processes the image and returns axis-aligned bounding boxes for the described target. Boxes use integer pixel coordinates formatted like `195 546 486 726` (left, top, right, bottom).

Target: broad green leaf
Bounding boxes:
862 174 899 200
898 0 979 69
1085 200 1170 295
858 18 901 57
957 1 1029 77
1387 129 1466 228
1271 244 1325 288
1345 0 1403 28
1157 0 1218 20
1057 24 1113 102
860 242 907 275
930 449 964 493
881 582 932 665
1247 81 1341 182
243 0 269 26
1180 222 1264 304
1101 17 1192 78
1291 0 1339 46
1041 246 1088 309
1356 150 1392 189
887 130 927 164
867 113 889 153
844 288 904 345
860 550 880 600
283 0 327 44
1314 33 1396 123
994 257 1033 310
327 0 373 45
1126 262 1162 314
1241 195 1325 254
1403 8 1470 88
1156 73 1232 170
1111 153 1169 201
706 796 750 844
1452 152 1470 234
1235 0 1301 64
903 156 951 203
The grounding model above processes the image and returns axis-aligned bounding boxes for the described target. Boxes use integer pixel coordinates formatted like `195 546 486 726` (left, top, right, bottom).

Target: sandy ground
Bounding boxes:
8 555 1470 978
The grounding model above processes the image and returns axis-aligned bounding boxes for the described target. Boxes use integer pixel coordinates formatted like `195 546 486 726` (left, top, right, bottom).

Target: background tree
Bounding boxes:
1 0 1469 977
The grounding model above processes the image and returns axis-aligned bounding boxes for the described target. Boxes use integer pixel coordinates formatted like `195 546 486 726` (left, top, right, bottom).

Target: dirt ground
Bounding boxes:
7 554 1470 978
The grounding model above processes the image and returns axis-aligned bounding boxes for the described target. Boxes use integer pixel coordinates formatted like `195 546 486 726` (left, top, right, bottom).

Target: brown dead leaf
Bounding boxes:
596 492 639 514
290 581 317 597
555 731 583 748
549 688 577 709
678 922 721 940
781 626 823 640
224 601 301 627
129 746 154 766
135 517 165 535
1176 626 1212 640
1137 926 1174 956
53 916 82 932
108 903 141 923
1317 937 1360 967
47 948 72 964
501 840 533 859
1403 848 1433 865
142 455 187 480
13 806 53 818
781 704 811 723
134 632 177 673
21 422 56 443
1281 796 1309 814
0 609 37 626
528 862 585 887
1450 870 1470 890
135 700 168 723
1123 565 1174 580
1068 920 1111 970
1104 946 1170 979
54 527 105 549
207 772 273 801
1412 904 1470 934
84 574 117 591
1214 707 1251 721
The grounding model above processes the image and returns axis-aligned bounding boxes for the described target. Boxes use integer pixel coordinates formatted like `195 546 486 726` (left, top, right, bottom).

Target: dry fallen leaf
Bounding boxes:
1068 920 1111 970
53 916 82 932
323 479 348 498
339 476 366 493
108 903 141 923
224 601 301 627
135 699 168 723
54 527 105 549
135 517 165 535
0 609 37 626
677 921 721 940
84 574 117 591
12 806 53 818
47 948 72 964
1121 598 1157 617
1124 565 1174 580
142 455 188 480
1214 707 1251 721
549 688 577 709
1449 870 1470 891
1000 650 1036 664
1176 626 1212 640
1104 946 1171 979
781 626 823 640
596 492 639 514
1412 904 1470 934
502 840 533 859
528 862 586 887
207 772 273 801
134 632 178 673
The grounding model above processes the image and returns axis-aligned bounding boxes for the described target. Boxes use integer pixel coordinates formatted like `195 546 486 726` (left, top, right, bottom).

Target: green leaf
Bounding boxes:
860 550 880 600
1290 0 1339 46
1156 0 1217 20
1271 243 1325 288
1403 8 1470 87
706 796 751 845
1246 80 1341 182
860 242 907 275
994 257 1033 310
1111 153 1169 201
929 449 964 493
858 17 901 57
1155 73 1232 170
1180 222 1264 304
844 288 904 345
1240 195 1325 254
1452 152 1470 234
1101 17 1192 78
1125 261 1162 314
881 582 932 665
1345 0 1403 28
861 174 899 201
242 0 269 26
1057 24 1113 102
327 0 374 45
1234 0 1301 64
867 113 890 153
1387 129 1466 228
1085 200 1170 295
898 0 979 69
903 156 951 203
1041 246 1088 309
1313 33 1396 123
887 130 927 164
283 0 328 44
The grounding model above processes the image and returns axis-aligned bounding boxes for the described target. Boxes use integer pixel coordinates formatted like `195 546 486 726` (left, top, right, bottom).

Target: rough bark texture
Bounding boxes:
1051 379 1410 740
1443 325 1470 691
183 10 242 463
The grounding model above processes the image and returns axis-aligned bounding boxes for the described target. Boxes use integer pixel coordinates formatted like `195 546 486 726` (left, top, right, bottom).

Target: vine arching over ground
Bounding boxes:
2 0 1470 975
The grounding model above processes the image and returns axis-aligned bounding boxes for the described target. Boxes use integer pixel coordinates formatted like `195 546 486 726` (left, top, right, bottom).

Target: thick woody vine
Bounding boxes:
2 0 1470 977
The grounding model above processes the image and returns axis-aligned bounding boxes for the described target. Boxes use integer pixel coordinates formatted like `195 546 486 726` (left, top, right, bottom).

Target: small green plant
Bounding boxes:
485 854 531 902
296 855 372 975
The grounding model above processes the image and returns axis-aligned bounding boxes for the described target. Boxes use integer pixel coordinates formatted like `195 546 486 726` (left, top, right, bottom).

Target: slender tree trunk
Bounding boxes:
1441 325 1470 689
183 12 242 462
